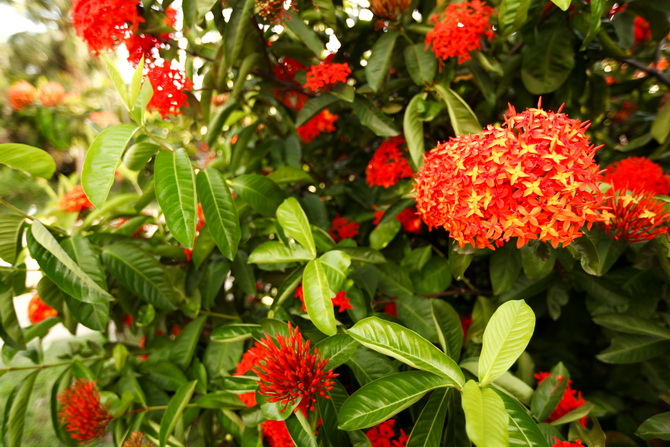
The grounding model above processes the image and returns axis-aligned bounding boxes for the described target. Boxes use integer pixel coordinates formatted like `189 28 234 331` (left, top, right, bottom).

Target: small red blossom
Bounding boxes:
184 248 193 262
7 80 36 111
303 61 351 93
383 302 397 317
254 323 337 414
60 185 94 213
164 7 178 27
146 61 193 118
370 0 411 20
38 82 66 107
600 190 670 243
28 293 58 324
461 315 473 337
365 419 408 447
274 57 308 110
552 438 584 447
329 215 360 242
603 157 670 195
425 0 495 64
256 0 295 24
535 372 587 426
634 16 651 44
196 203 206 232
332 291 353 312
58 379 113 444
70 0 142 54
123 431 154 447
366 137 414 188
414 104 606 250
373 208 385 225
396 207 422 234
297 109 339 143
125 34 164 67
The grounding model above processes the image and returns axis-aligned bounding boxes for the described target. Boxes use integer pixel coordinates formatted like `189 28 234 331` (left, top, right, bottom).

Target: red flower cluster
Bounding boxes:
274 57 308 110
60 185 94 213
601 190 670 242
366 137 414 188
123 432 153 447
125 7 177 67
294 285 353 312
370 0 411 20
414 104 606 250
38 82 66 107
58 379 113 444
28 293 58 324
254 323 337 414
297 110 339 143
7 80 36 111
634 16 651 44
373 207 422 234
257 0 295 24
365 419 408 447
425 0 495 64
146 61 193 118
70 0 142 54
552 438 584 447
329 215 360 242
535 372 587 426
303 61 351 93
603 157 670 195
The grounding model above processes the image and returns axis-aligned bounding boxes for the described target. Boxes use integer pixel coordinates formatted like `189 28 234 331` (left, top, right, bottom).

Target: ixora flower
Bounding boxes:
297 109 339 143
602 156 670 195
123 432 154 447
38 82 66 107
274 57 308 111
414 104 606 250
600 190 670 242
7 80 37 111
256 0 295 24
294 285 353 312
303 60 351 93
373 207 423 234
28 293 58 324
535 372 587 426
58 379 113 444
366 137 414 188
552 439 584 447
70 0 142 54
425 0 495 64
329 215 360 242
60 185 94 213
146 61 193 118
365 419 408 447
634 16 651 44
370 0 411 21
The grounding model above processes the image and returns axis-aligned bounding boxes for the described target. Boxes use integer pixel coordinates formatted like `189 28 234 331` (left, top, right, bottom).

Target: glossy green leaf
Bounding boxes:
0 214 24 265
230 174 284 217
521 19 575 94
211 323 260 343
194 391 247 409
549 402 594 425
0 143 56 179
520 241 556 280
295 94 339 127
404 94 426 168
413 257 452 295
335 247 386 264
315 334 358 369
303 259 337 336
6 371 38 447
366 30 399 92
170 316 207 369
284 11 324 57
431 300 463 361
267 166 315 184
196 168 241 259
479 300 536 386
369 219 401 250
582 0 605 47
285 413 318 447
224 0 254 67
433 85 481 135
592 314 670 339
348 317 464 387
405 388 449 447
339 371 450 430
530 363 569 422
277 197 316 257
404 44 437 86
103 55 130 108
550 0 571 9
129 80 153 125
462 380 509 447
597 335 670 363
248 241 313 264
653 98 670 144
318 380 356 447
636 412 670 441
347 345 398 386
0 284 25 350
496 390 550 447
397 295 437 342
123 142 159 171
320 250 351 292
490 243 522 295
351 97 400 137
183 0 197 26
330 83 355 103
159 380 197 446
498 0 531 35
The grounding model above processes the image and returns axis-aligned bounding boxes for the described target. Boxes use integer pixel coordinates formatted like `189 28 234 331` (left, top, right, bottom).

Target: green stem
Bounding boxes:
199 310 237 320
0 199 34 221
0 356 107 373
140 126 174 153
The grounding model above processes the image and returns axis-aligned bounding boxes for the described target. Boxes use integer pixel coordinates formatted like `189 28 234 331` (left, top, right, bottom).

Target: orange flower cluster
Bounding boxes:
123 432 154 447
297 110 339 143
39 82 66 107
58 379 113 444
274 57 308 110
603 156 670 195
294 285 353 312
425 0 495 64
366 137 414 188
365 419 408 447
601 190 670 242
7 80 37 111
414 104 606 250
634 16 651 44
370 0 411 21
303 61 351 93
88 111 120 127
59 185 94 213
535 372 587 426
329 215 360 242
70 0 142 54
28 293 58 324
146 61 193 118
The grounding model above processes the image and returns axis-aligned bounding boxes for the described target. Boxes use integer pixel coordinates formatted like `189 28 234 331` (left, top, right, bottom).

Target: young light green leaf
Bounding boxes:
366 30 399 92
479 300 535 386
0 213 24 265
277 197 316 258
196 169 241 260
82 124 138 208
320 250 351 292
159 380 197 447
103 55 130 108
550 0 571 11
404 94 426 169
248 241 313 264
462 380 509 447
129 80 153 125
653 98 670 144
433 85 481 135
406 388 449 447
155 149 197 248
0 143 56 179
495 389 550 447
7 371 38 447
303 259 337 335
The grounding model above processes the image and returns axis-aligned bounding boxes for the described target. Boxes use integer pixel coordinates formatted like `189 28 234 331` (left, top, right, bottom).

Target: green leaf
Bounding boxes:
366 30 399 92
277 197 316 258
404 94 426 168
196 168 241 259
550 0 571 11
103 55 130 108
285 11 324 57
329 83 355 103
81 124 138 208
636 412 670 441
285 412 318 447
248 241 313 264
433 85 481 135
397 295 436 342
582 0 605 47
431 300 463 361
315 334 358 369
194 391 247 409
520 241 556 280
170 316 207 369
267 166 315 184
406 388 449 447
479 300 536 386
211 323 260 343
413 257 452 295
347 317 465 387
496 390 550 447
312 0 337 27
530 363 569 422
653 96 670 144
183 0 197 27
335 247 386 264
6 370 38 447
102 243 178 310
225 0 255 67
339 371 451 430
232 53 260 100
490 243 522 295
230 174 285 217
462 380 509 447
521 18 575 94
351 97 400 137
549 402 594 426
0 284 25 350
0 143 56 179
129 80 153 125
0 214 24 265
295 94 339 127
155 149 197 248
498 0 531 35
592 314 670 339
206 100 240 147
123 142 159 171
404 44 437 86
320 250 351 292
303 259 337 336
347 345 398 386
159 380 197 447
130 56 145 106
369 219 401 250
597 335 670 364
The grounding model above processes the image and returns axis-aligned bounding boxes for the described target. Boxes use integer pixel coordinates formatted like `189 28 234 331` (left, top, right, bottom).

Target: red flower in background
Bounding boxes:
146 61 193 118
600 190 670 242
38 82 66 107
370 0 411 20
260 420 294 447
70 0 142 54
366 137 414 188
256 0 295 24
28 293 58 324
535 372 587 426
365 419 408 447
396 208 422 234
329 215 360 242
125 34 164 67
552 439 584 447
383 302 397 316
297 109 339 143
60 185 94 213
58 379 113 444
603 157 670 195
460 315 473 337
254 323 337 414
294 285 353 313
634 16 651 44
303 61 351 93
425 0 495 64
414 104 605 250
274 57 308 110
